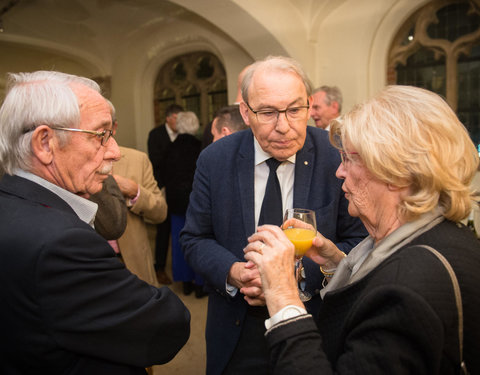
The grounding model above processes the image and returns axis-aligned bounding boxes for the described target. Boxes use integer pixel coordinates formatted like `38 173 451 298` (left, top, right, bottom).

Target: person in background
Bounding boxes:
210 104 247 143
112 143 168 286
148 103 184 285
180 56 367 375
90 174 128 241
310 85 342 130
165 111 205 297
0 70 190 374
244 85 480 374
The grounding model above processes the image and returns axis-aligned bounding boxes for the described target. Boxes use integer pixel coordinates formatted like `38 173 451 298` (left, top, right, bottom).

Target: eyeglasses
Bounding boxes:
52 127 114 146
339 150 359 165
23 125 115 146
246 101 309 124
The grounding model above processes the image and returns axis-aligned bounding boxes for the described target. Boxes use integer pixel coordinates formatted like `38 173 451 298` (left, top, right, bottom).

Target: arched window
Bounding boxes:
388 0 480 146
154 51 228 133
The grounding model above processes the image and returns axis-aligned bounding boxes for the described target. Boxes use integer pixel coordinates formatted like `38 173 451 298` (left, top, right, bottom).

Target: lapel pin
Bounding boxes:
304 161 308 166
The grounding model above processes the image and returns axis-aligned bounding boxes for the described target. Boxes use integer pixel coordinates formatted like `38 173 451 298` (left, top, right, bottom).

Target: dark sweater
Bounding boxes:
266 220 480 374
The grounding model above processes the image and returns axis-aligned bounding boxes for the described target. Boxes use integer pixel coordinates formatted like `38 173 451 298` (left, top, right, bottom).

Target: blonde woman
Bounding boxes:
245 86 480 374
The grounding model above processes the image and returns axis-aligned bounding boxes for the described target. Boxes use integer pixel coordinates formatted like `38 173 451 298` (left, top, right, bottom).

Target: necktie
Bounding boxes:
258 158 283 226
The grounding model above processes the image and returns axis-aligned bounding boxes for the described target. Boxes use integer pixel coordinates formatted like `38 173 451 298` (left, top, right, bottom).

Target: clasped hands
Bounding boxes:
233 223 341 312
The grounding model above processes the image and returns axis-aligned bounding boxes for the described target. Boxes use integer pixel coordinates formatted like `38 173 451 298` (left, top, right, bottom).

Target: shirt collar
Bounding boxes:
14 169 98 227
253 137 296 166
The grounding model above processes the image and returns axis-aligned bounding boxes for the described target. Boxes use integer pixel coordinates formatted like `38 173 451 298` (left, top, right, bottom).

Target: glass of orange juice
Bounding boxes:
282 208 316 301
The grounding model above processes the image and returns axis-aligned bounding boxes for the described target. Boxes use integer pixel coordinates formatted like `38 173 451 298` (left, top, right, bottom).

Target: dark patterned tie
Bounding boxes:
258 158 283 226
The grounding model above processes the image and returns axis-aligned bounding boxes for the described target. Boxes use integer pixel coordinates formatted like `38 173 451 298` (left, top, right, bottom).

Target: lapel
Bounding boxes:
293 131 315 209
0 174 76 215
236 132 256 238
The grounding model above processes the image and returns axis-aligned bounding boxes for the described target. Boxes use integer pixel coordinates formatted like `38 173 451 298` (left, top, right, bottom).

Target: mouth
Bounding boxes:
272 139 292 148
98 163 113 175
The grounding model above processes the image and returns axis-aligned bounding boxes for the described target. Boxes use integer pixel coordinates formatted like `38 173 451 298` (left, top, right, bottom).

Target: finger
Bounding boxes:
244 296 266 307
241 286 263 298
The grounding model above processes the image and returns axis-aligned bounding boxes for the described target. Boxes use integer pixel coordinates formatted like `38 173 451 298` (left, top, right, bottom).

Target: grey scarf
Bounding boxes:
321 207 445 299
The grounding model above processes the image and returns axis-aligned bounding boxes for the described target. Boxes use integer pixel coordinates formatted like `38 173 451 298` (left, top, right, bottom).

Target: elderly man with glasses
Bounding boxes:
0 71 190 374
180 56 367 375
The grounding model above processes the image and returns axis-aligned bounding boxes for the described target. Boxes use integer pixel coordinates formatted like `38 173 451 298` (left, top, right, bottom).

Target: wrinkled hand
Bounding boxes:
244 225 302 315
112 174 138 199
305 232 344 269
228 262 265 306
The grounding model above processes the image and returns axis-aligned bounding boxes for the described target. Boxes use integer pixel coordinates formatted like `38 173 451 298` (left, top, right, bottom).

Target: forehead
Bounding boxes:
313 91 327 103
248 69 306 104
71 83 111 129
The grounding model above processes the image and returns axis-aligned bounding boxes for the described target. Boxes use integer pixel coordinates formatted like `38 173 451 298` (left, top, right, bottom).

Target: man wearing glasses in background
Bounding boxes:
181 56 366 375
0 71 190 374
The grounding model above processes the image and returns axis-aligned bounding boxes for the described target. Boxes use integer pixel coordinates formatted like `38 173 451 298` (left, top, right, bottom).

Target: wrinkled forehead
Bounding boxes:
70 83 111 127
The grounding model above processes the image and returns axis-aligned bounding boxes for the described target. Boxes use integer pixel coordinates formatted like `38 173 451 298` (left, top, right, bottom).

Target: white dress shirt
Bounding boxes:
253 137 295 228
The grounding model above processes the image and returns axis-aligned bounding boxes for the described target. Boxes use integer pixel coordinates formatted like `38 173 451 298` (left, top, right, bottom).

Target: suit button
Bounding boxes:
235 319 240 326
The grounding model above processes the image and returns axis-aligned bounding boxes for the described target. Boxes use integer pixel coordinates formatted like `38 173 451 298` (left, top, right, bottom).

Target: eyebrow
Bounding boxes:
255 97 306 110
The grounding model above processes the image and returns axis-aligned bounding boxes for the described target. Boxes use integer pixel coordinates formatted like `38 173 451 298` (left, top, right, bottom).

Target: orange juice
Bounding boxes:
283 228 315 256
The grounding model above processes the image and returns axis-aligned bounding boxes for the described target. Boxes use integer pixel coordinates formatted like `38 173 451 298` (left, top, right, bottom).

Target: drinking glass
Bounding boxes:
282 208 317 302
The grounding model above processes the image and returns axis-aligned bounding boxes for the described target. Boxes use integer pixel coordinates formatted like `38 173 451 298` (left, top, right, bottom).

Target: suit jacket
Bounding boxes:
180 127 367 374
113 146 168 286
164 134 201 214
147 124 171 189
0 174 189 375
266 220 480 374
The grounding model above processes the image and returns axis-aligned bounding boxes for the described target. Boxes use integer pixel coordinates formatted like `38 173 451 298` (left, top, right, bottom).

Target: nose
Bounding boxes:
335 162 346 180
105 137 121 161
275 111 290 133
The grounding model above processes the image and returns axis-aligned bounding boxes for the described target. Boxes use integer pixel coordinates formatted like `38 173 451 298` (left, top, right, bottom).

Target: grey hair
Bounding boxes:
313 85 343 113
0 71 101 174
176 111 199 135
241 56 313 103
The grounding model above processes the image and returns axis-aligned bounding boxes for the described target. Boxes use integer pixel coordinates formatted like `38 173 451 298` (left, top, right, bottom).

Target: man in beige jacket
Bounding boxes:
112 145 167 286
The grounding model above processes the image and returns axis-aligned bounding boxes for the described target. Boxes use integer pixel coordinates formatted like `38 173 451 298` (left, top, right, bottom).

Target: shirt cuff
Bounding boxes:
127 185 140 207
264 305 307 330
226 282 238 297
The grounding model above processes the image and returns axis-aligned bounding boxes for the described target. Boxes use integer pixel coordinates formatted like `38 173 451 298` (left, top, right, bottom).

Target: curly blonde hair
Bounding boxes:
330 85 479 222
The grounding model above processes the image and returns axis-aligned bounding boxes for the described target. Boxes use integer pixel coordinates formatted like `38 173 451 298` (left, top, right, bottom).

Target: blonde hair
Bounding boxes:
330 85 479 222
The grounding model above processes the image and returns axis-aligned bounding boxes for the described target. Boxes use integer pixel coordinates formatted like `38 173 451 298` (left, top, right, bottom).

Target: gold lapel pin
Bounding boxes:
304 161 308 166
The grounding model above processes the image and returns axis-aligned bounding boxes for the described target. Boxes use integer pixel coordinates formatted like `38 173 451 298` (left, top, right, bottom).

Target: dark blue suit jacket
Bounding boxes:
180 127 367 374
0 174 190 375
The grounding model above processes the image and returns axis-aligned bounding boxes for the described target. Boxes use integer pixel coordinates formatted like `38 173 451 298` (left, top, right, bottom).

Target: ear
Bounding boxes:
31 125 56 166
239 101 251 127
221 127 233 137
307 95 314 117
331 101 339 113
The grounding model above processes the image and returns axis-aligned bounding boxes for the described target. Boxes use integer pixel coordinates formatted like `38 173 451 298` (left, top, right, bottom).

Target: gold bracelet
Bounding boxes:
320 251 347 278
320 266 336 277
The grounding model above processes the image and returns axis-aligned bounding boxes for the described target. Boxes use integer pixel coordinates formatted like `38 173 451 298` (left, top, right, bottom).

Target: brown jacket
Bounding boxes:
113 146 167 286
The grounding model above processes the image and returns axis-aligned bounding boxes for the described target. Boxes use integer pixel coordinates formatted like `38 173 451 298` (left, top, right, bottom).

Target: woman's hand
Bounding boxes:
244 225 303 316
306 233 345 269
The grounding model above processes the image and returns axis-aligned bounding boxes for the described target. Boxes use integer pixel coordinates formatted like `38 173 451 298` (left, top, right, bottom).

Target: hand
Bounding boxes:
305 232 344 269
112 174 138 199
244 225 303 315
228 262 265 306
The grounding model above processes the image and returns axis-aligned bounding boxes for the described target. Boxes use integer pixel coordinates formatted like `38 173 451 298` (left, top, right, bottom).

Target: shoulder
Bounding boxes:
119 146 149 162
199 129 252 161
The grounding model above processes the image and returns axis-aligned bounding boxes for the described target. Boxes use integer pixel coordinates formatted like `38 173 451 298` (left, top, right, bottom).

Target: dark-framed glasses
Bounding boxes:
339 150 359 165
246 100 309 124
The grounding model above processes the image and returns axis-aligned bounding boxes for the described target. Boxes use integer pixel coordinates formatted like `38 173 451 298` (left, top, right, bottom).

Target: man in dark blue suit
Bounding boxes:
0 71 190 374
180 56 367 374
